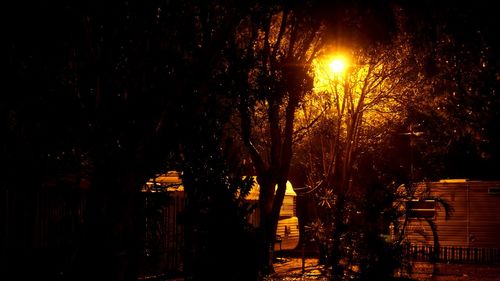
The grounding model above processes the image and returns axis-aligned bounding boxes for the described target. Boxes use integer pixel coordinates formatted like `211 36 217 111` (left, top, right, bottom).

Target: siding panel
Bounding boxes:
405 181 500 251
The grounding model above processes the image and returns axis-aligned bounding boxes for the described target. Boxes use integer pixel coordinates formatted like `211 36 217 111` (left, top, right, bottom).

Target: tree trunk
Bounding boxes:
257 176 276 275
256 175 289 276
329 194 346 280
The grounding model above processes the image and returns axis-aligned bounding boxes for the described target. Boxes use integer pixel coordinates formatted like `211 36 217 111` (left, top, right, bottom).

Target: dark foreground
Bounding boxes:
148 257 500 280
265 258 329 281
265 258 500 281
408 262 500 281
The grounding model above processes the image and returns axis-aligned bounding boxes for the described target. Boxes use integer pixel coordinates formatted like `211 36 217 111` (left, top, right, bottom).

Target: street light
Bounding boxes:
328 58 346 74
312 54 349 94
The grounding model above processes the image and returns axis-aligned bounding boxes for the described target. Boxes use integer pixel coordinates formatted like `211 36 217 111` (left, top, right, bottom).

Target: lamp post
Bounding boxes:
400 124 424 184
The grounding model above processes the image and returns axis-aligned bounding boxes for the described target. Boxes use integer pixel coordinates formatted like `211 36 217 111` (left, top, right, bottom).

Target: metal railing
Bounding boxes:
406 244 500 264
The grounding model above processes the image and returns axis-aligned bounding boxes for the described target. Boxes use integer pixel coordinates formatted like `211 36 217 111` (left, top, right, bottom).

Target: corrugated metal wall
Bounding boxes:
405 180 500 263
275 217 300 250
280 195 296 218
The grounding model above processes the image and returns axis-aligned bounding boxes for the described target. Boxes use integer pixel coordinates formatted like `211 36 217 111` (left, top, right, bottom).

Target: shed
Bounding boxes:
142 173 300 254
245 177 300 250
402 179 500 263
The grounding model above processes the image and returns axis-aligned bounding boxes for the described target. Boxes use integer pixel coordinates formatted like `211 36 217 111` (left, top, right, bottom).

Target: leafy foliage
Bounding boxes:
293 3 498 279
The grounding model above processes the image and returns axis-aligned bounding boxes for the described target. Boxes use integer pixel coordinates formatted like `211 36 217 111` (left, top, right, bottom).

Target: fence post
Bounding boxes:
301 241 305 274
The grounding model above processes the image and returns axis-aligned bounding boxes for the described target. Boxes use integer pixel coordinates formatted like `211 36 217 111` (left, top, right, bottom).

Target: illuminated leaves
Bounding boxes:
296 30 425 196
317 188 337 209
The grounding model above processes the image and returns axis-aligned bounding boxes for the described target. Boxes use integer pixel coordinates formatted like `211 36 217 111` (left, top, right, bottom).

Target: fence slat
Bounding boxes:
407 244 500 264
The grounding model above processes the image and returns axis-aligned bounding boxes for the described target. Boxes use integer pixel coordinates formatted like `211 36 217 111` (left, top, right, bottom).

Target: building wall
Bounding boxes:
405 180 500 248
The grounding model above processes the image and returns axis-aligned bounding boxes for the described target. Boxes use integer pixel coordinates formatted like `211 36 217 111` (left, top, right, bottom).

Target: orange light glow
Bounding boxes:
312 54 349 93
328 58 346 74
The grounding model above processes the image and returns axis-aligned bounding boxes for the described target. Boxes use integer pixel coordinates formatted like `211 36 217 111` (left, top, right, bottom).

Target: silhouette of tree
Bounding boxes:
4 1 257 280
223 1 325 273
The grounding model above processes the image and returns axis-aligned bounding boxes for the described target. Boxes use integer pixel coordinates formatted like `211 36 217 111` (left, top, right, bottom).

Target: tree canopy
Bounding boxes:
2 0 499 281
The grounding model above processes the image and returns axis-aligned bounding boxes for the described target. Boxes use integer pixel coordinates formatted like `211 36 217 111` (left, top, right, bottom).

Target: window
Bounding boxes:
407 199 435 219
488 187 500 195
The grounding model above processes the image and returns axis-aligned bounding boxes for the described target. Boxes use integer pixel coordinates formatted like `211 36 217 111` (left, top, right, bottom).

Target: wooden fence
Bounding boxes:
1 184 185 279
139 191 185 278
407 244 500 264
0 183 87 279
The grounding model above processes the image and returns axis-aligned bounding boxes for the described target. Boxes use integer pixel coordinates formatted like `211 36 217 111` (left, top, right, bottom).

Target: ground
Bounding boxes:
265 257 328 281
266 257 500 281
408 262 500 281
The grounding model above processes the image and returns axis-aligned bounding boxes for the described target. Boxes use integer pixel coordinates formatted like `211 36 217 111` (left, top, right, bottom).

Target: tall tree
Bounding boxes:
228 0 324 273
400 0 500 180
295 2 500 278
300 28 425 278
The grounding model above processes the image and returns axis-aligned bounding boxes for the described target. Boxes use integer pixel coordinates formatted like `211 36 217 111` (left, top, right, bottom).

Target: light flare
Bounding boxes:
328 58 346 74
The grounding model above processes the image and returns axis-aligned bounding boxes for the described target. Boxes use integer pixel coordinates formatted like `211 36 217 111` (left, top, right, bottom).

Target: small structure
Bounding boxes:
139 172 300 277
140 171 185 277
402 179 500 263
245 177 300 251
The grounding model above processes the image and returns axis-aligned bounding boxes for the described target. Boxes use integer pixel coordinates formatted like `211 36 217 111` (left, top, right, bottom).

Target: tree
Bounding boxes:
396 0 500 181
295 19 429 278
3 1 258 280
295 2 500 278
226 1 325 274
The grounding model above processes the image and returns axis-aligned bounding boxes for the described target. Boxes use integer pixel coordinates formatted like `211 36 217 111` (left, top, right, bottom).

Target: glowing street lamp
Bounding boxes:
328 58 346 75
312 54 349 95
